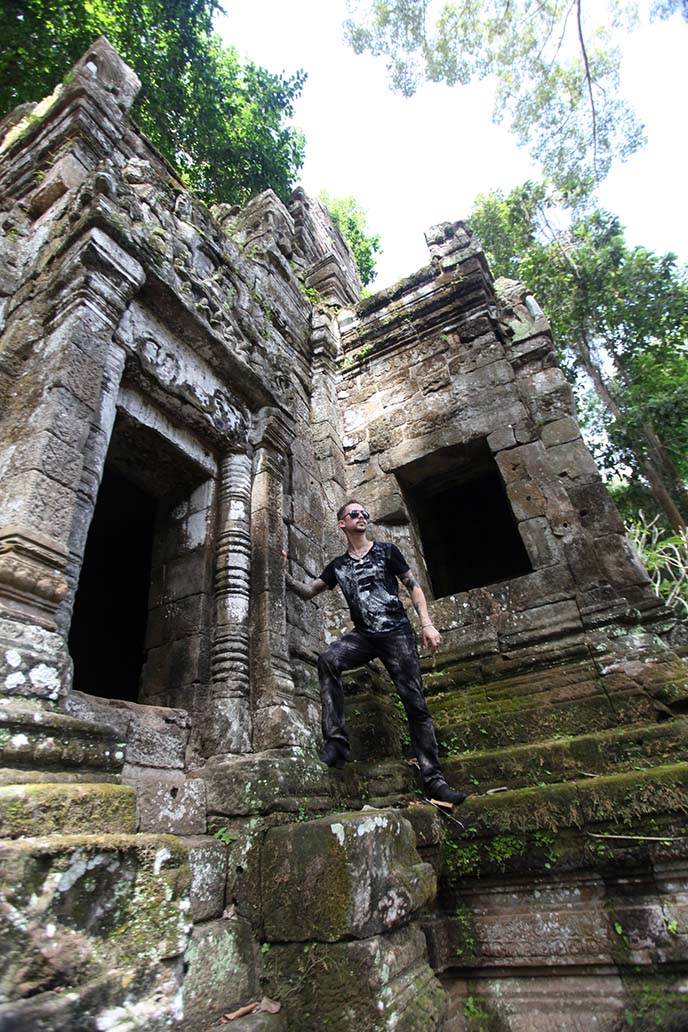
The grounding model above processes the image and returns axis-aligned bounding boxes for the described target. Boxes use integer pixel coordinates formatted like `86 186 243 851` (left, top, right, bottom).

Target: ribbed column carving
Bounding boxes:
211 449 252 694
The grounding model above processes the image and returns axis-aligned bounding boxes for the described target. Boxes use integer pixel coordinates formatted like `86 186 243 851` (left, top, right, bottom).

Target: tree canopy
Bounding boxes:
0 0 306 207
319 191 382 288
344 1 686 198
469 185 688 529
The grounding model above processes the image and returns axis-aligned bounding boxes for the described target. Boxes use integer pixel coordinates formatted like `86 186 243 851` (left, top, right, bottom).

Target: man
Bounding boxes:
284 500 467 807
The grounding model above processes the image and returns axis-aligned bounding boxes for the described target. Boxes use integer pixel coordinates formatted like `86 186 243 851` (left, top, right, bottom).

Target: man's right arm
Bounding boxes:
285 572 328 601
282 550 329 600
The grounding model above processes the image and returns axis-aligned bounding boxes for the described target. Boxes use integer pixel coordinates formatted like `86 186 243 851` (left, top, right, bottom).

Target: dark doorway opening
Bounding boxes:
397 440 532 598
69 467 156 701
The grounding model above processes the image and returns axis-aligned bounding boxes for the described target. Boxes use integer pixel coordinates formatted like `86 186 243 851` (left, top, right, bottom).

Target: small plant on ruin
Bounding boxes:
626 511 688 617
211 824 237 845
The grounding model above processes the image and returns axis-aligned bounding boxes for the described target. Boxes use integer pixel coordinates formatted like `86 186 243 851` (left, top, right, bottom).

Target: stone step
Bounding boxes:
0 700 125 784
0 966 183 1032
65 689 191 773
423 652 688 709
196 751 416 819
264 924 446 1032
425 766 688 1026
261 808 437 944
0 832 191 1011
423 655 601 702
440 761 688 887
430 687 660 754
0 781 137 837
443 717 688 793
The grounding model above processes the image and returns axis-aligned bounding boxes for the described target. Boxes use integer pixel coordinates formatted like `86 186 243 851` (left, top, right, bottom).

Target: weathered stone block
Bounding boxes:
0 833 191 1004
261 809 435 942
526 367 575 424
126 768 206 834
507 477 547 520
487 426 517 452
518 517 565 568
65 692 190 769
198 753 333 818
0 701 124 777
182 917 259 1032
185 836 228 921
265 924 446 1032
193 695 252 756
498 600 583 650
593 533 650 589
541 416 580 447
344 692 403 761
546 439 600 483
0 782 136 837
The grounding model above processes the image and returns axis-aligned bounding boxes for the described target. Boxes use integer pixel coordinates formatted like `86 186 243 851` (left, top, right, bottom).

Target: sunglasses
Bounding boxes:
343 509 370 520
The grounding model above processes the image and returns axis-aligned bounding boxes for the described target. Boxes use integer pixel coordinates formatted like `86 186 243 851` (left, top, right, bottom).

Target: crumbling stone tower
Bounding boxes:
1 39 687 1032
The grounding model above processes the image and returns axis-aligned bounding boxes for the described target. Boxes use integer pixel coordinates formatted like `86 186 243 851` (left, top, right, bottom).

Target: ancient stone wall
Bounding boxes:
328 221 671 681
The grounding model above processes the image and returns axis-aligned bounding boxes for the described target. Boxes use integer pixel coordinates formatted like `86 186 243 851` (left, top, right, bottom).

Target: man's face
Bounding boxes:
338 504 370 531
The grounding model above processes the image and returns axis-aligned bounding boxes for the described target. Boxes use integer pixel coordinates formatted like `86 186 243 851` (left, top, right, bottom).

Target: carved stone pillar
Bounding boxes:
0 227 144 701
202 448 253 757
249 406 308 750
56 341 127 634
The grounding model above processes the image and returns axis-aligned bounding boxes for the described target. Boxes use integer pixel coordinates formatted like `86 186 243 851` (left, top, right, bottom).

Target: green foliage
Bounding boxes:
211 824 237 845
0 0 306 207
626 512 688 617
319 191 382 287
343 1 679 196
469 184 688 524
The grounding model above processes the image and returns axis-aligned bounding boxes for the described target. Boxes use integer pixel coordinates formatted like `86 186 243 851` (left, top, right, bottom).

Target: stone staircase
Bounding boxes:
0 698 226 1032
413 650 688 1031
0 691 444 1032
3 644 687 1032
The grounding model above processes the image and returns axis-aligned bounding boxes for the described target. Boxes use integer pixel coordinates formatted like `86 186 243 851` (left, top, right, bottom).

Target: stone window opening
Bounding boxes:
395 439 533 599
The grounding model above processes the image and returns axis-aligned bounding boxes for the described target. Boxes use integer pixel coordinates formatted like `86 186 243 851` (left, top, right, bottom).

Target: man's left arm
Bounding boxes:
400 570 442 650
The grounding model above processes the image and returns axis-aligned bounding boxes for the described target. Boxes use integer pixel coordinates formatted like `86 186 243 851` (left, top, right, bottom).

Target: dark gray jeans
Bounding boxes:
316 625 445 789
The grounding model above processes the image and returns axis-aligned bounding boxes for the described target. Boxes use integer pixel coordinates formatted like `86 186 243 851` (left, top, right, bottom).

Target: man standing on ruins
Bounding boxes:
284 500 467 807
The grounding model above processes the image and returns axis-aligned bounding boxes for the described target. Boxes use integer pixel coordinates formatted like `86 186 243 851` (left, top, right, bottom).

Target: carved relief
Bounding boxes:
119 306 250 447
0 527 69 629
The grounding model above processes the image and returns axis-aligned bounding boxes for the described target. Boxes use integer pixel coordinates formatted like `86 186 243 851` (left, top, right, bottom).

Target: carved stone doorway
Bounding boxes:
69 466 155 701
67 409 216 709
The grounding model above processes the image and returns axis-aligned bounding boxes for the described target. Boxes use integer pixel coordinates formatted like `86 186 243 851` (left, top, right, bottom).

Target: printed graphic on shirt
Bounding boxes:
319 542 411 635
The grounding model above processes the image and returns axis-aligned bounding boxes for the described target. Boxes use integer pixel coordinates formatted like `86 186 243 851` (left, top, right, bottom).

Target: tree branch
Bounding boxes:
576 0 599 180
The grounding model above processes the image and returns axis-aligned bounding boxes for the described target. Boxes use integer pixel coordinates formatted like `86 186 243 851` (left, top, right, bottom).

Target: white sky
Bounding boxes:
219 1 688 290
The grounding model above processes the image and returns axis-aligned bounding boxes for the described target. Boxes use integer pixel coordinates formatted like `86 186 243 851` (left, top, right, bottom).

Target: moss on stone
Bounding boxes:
621 976 688 1031
0 783 137 838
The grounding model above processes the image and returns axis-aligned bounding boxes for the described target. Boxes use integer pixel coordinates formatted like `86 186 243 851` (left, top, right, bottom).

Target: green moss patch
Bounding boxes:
439 763 688 889
443 719 688 792
0 783 136 838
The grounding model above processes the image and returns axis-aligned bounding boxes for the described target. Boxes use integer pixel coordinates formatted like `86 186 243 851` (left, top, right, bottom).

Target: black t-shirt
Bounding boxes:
319 542 411 636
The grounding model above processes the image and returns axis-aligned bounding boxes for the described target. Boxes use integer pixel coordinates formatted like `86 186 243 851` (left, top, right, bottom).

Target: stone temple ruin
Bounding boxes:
1 38 687 1032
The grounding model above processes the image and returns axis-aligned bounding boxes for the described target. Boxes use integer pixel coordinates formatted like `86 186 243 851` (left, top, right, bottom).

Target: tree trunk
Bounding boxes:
577 336 687 532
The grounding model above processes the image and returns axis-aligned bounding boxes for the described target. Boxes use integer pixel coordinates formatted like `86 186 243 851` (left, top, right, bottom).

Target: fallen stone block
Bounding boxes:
262 809 435 942
265 924 446 1032
182 916 260 1032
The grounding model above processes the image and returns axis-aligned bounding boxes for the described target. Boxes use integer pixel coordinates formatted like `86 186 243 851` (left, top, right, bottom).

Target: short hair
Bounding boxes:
337 499 364 521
